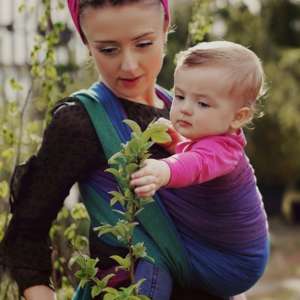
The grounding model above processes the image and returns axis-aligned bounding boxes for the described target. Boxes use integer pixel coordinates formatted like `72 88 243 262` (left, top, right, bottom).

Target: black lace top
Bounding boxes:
0 96 223 300
0 96 171 293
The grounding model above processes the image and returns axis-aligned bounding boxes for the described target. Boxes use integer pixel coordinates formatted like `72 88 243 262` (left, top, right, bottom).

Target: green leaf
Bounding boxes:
131 242 147 259
141 122 171 144
45 65 58 79
49 224 61 240
110 255 130 270
1 148 15 162
57 207 69 221
9 78 23 92
151 131 171 144
127 138 141 156
93 273 115 289
64 223 76 240
91 285 103 298
126 163 139 175
123 119 142 135
108 152 125 165
103 287 120 300
0 181 9 199
18 2 26 13
94 224 114 236
109 191 125 207
73 236 88 250
71 203 89 220
7 101 19 117
78 278 88 288
106 167 120 178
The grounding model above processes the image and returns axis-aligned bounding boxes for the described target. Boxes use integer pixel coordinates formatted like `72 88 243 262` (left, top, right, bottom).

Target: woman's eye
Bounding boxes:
137 40 153 48
198 101 210 108
98 47 119 55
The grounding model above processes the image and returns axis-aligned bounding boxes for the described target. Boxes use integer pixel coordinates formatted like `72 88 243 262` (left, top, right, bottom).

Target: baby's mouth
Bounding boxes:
177 120 192 127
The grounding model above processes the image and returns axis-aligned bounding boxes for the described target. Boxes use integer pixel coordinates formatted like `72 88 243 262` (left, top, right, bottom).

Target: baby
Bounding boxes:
131 41 269 298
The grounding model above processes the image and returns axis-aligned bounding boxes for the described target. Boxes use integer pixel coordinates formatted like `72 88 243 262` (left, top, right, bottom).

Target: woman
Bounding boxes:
0 0 242 299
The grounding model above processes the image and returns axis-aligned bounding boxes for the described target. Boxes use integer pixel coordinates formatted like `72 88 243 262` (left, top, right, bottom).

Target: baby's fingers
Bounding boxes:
131 165 151 179
134 184 156 197
130 175 156 187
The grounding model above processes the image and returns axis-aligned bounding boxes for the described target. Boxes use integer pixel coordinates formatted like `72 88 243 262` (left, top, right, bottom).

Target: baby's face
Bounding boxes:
170 65 239 140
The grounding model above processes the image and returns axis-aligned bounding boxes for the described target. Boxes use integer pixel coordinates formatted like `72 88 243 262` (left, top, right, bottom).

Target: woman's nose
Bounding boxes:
121 51 138 73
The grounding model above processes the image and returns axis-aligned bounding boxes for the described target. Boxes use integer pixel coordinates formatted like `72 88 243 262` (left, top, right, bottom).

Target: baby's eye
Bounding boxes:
137 40 153 48
175 94 185 100
198 101 210 108
98 46 120 55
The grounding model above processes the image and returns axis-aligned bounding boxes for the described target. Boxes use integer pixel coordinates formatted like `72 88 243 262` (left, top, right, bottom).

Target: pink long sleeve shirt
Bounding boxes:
163 129 246 188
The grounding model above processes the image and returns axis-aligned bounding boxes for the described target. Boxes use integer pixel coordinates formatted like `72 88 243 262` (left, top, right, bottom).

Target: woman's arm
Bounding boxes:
0 99 106 295
24 285 56 300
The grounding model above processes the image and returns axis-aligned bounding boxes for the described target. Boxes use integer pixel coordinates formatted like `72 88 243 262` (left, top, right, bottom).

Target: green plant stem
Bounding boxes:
128 235 135 285
127 200 137 289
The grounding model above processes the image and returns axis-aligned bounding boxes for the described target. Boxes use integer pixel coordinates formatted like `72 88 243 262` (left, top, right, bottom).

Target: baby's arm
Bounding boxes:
130 159 170 197
131 135 244 195
163 136 244 188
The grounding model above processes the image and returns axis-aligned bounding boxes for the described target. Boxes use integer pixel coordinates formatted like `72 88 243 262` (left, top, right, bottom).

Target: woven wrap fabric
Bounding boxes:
67 0 170 42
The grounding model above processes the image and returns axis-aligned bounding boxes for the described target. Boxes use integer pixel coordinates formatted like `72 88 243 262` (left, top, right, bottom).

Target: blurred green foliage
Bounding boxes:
218 0 300 186
160 0 300 187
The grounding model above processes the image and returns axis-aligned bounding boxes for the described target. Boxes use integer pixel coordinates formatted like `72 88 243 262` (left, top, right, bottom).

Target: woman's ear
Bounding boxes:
163 16 170 36
230 107 253 130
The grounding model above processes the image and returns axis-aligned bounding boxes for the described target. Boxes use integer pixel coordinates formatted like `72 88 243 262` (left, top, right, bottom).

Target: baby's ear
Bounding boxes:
230 107 253 130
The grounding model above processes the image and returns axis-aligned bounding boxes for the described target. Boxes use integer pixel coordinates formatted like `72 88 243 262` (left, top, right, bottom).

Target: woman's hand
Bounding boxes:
130 159 170 197
24 285 56 300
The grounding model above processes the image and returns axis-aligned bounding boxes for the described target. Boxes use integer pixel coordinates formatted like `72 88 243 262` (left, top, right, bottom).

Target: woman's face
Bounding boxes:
81 2 168 104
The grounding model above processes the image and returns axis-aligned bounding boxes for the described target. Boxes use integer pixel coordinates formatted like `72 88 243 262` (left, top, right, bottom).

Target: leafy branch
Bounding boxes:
73 119 171 299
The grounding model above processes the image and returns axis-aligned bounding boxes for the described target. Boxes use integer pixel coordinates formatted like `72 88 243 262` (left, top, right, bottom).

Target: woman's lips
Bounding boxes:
119 76 142 88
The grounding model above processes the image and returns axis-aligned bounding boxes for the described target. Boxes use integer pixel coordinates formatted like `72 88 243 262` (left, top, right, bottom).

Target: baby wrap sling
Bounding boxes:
72 82 193 299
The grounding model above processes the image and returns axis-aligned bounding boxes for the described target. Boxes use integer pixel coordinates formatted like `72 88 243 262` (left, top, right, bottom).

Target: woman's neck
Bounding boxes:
102 80 166 109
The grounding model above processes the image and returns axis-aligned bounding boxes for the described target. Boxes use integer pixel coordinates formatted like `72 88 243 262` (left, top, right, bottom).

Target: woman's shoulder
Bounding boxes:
42 96 104 164
51 96 85 118
48 96 94 135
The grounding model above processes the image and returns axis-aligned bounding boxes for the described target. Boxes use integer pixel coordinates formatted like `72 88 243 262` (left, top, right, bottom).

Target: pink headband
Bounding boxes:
67 0 170 42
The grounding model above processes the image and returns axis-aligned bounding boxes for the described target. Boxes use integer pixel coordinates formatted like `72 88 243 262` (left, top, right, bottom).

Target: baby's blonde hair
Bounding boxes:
176 41 266 113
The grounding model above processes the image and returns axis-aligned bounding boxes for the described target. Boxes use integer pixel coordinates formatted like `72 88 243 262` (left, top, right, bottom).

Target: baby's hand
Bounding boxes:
130 159 170 197
155 118 184 153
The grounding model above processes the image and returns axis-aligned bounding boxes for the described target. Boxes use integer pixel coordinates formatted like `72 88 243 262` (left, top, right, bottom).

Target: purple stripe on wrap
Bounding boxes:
159 154 268 253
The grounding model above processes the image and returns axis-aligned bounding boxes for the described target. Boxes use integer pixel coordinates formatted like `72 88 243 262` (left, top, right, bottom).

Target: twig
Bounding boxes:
14 82 33 167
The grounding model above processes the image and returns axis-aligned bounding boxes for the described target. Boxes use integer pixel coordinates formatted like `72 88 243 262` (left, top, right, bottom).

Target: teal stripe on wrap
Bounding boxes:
73 88 192 286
